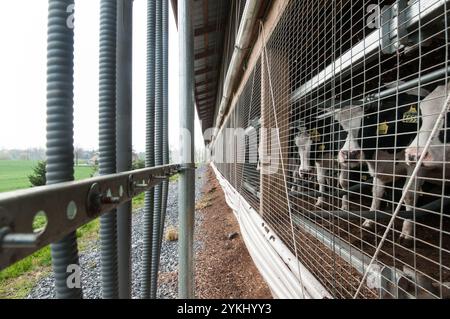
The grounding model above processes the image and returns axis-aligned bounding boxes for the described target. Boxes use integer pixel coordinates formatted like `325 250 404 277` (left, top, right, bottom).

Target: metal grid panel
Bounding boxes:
215 61 262 211
212 0 450 298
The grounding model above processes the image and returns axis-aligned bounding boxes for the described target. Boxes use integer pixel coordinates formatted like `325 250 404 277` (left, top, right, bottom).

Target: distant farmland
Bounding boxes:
0 160 95 193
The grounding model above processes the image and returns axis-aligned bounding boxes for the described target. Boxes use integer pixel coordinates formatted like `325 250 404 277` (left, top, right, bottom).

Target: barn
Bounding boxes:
207 0 450 298
0 0 449 300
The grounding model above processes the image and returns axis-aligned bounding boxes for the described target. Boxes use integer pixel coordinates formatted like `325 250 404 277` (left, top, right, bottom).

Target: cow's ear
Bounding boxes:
333 111 342 122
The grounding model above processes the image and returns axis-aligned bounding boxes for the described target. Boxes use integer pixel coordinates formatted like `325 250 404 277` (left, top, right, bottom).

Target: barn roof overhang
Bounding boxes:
171 0 230 138
171 0 272 143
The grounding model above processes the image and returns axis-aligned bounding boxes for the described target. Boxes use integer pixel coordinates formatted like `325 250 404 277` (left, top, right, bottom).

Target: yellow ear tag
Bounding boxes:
402 104 418 123
319 144 325 151
378 121 389 135
309 129 321 142
362 174 367 181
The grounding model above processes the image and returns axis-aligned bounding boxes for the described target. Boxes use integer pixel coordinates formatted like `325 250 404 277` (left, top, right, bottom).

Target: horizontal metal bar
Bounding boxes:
290 179 374 198
292 213 372 275
305 210 416 220
0 164 180 270
316 66 450 119
307 197 450 220
374 66 450 100
291 0 449 103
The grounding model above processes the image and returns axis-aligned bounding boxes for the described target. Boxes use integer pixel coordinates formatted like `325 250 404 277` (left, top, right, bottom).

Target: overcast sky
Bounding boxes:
0 0 205 153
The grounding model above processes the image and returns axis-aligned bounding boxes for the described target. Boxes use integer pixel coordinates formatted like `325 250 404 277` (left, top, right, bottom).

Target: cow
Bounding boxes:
402 83 450 243
294 115 351 207
333 92 427 245
405 83 450 166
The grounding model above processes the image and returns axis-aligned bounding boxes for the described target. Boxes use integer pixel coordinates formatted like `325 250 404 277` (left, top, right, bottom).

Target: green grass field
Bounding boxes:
0 160 149 298
0 160 95 193
0 160 97 298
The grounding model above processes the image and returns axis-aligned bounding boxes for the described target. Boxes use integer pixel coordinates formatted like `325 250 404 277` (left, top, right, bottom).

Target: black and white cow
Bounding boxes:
334 91 427 243
294 115 350 207
401 83 450 243
405 83 450 167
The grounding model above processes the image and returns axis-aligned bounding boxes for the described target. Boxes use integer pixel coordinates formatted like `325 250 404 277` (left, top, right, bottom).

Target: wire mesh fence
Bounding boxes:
212 0 450 299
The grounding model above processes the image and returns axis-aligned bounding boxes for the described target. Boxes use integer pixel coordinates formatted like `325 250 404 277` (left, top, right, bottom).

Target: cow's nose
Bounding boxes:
299 168 312 177
347 150 360 160
407 151 431 164
407 153 417 163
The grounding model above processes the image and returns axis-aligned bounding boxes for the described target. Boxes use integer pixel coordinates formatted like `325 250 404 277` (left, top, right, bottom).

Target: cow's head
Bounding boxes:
295 127 314 178
334 105 365 167
405 84 450 167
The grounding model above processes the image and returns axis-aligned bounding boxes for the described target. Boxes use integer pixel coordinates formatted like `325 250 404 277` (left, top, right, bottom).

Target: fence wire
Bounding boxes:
212 0 450 299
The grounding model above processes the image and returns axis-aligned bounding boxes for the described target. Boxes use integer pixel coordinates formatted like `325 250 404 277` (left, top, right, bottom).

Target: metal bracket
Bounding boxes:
380 0 448 54
380 266 438 298
178 163 196 171
249 117 261 130
379 266 410 298
381 0 408 54
0 164 180 270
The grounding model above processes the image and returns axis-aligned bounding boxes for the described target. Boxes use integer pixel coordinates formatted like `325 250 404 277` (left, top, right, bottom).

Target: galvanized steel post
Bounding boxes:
99 0 118 299
140 0 156 299
178 0 195 299
158 0 170 280
151 0 169 298
150 0 166 299
46 0 82 299
116 0 133 299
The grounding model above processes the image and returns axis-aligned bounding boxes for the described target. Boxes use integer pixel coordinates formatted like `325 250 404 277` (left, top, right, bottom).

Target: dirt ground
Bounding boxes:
194 167 272 299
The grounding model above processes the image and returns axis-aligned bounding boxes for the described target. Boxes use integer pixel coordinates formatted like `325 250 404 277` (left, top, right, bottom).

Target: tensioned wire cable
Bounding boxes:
259 20 306 299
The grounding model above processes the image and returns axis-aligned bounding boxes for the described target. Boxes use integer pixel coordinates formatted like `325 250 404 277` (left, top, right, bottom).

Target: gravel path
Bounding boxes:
27 166 207 299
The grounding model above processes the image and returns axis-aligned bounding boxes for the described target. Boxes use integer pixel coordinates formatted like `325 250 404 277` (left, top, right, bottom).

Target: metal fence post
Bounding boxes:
178 0 195 299
158 0 170 287
99 0 119 299
46 0 82 299
150 0 164 299
141 0 156 299
116 0 133 299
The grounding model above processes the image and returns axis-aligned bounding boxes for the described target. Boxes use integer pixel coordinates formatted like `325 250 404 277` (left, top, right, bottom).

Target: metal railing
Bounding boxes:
0 164 179 270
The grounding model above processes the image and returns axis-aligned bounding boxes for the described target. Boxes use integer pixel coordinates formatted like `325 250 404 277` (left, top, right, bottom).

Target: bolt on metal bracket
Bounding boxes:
86 183 122 216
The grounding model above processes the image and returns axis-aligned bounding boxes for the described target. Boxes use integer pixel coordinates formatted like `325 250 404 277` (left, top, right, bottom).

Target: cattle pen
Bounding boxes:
1 0 450 300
